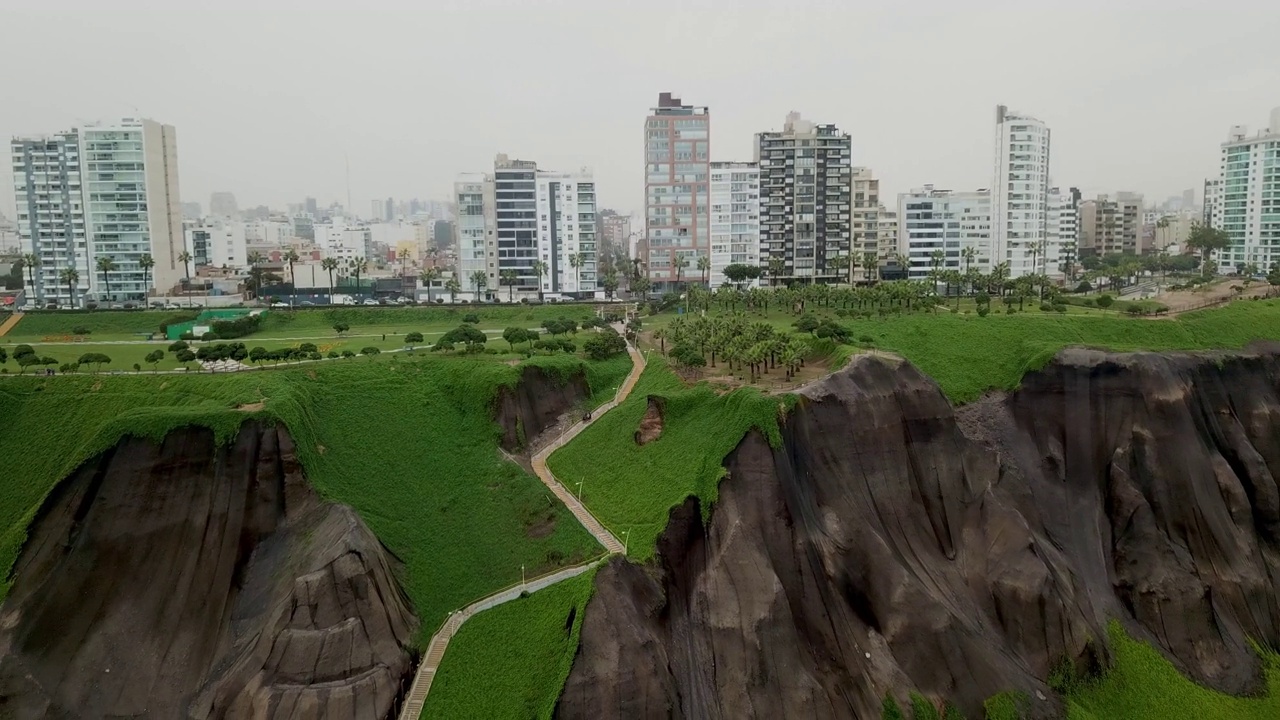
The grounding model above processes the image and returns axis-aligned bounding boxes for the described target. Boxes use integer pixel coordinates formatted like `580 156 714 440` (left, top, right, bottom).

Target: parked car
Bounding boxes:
270 302 289 308
163 302 182 310
299 300 315 306
362 298 379 306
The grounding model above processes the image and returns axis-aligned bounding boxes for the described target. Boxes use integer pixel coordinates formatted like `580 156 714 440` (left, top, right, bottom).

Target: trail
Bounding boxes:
0 312 22 337
398 336 645 719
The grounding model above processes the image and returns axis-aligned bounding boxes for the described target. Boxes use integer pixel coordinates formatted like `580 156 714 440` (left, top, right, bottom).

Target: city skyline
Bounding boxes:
2 1 1277 221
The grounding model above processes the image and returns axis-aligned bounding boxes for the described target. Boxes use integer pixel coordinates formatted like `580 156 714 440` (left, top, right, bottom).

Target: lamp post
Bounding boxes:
576 479 583 501
521 564 526 591
623 529 630 555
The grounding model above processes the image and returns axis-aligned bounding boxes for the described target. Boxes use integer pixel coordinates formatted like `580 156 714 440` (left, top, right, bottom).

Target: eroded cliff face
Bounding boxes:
0 422 418 719
558 349 1280 720
495 365 592 451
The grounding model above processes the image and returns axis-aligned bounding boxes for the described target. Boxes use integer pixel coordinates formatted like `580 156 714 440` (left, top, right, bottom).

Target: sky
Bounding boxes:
2 0 1277 220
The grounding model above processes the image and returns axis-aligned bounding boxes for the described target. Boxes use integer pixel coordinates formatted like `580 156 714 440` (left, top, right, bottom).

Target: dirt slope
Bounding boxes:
557 348 1280 719
0 422 417 719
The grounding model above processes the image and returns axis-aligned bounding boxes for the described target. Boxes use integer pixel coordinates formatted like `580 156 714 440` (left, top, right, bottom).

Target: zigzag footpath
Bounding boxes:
398 339 646 719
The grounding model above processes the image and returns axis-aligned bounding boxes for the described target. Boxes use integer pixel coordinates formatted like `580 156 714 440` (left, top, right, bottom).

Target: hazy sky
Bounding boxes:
2 0 1277 220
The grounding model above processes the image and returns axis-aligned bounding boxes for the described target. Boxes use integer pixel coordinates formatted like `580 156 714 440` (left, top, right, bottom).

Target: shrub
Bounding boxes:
1096 294 1114 311
209 314 262 339
180 332 195 341
360 346 381 357
168 340 189 352
200 332 217 342
326 351 339 359
670 343 706 369
950 306 960 314
405 332 425 348
793 314 821 333
132 363 142 372
583 328 627 360
72 326 91 335
298 342 318 354
333 322 350 335
882 695 905 720
1040 302 1055 312
441 324 488 351
341 350 356 358
977 306 990 317
1075 280 1093 293
909 693 939 720
308 351 322 361
463 313 480 324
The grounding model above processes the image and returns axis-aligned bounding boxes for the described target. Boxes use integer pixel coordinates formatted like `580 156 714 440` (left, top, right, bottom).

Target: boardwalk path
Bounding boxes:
398 339 646 718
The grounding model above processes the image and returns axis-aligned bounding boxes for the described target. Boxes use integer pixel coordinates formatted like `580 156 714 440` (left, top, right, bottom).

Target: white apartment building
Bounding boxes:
11 118 183 306
244 219 294 246
536 168 598 296
993 105 1051 279
454 174 492 285
1216 108 1280 272
1047 187 1081 279
898 186 994 281
185 220 247 269
1203 178 1221 228
313 217 372 266
709 161 761 288
877 206 899 260
851 167 881 256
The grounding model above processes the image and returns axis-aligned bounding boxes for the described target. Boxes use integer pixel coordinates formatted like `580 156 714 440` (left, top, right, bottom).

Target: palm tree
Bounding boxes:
348 256 368 299
59 267 79 309
652 328 668 355
470 269 487 302
533 260 549 301
139 254 155 302
673 254 690 289
766 256 786 287
848 253 860 286
500 269 518 302
246 251 267 300
419 266 440 304
829 255 849 286
697 255 711 287
862 252 878 283
95 256 117 303
283 249 300 306
21 253 40 304
445 276 461 303
177 250 193 307
321 257 339 303
569 252 586 296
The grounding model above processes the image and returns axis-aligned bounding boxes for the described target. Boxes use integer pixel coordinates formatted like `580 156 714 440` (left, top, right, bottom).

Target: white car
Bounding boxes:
271 302 289 308
362 298 379 306
163 302 182 310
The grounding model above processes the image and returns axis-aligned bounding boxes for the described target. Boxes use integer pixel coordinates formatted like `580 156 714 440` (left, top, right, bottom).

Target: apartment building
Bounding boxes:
755 112 852 283
876 207 899 260
897 186 994 281
850 167 881 257
709 161 761 288
1047 186 1081 278
536 168 598 296
1216 108 1280 271
454 173 493 286
993 105 1051 278
644 93 710 291
1078 195 1142 257
11 118 184 306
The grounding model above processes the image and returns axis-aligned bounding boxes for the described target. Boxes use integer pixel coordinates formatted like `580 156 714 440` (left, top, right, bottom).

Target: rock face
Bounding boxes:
495 365 592 451
557 349 1280 719
633 396 666 446
0 422 418 719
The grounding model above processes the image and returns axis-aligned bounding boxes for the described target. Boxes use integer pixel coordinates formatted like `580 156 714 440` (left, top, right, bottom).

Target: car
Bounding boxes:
299 300 315 306
163 302 182 310
271 302 289 308
362 298 379 306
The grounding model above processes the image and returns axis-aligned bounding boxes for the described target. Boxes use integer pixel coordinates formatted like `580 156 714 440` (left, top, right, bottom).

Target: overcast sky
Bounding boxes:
2 0 1277 220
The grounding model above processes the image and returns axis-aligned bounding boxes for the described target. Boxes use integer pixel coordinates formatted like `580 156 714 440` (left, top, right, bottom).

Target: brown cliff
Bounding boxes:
495 365 592 451
558 349 1280 719
0 422 418 719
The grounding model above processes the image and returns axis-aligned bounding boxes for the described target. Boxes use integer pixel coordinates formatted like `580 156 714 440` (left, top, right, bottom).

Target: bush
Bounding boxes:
341 350 356 358
1075 280 1093 293
209 314 262 339
977 306 990 317
298 342 318 354
463 313 480 324
1096 294 1115 311
326 351 339 359
360 346 381 357
180 332 195 341
583 328 627 360
168 340 189 352
793 314 821 333
405 332 425 347
1040 302 1054 312
200 332 217 342
333 322 350 335
72 326 91 335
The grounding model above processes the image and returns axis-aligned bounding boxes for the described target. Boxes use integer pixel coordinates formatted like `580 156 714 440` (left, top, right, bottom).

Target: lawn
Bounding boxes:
421 568 597 719
2 309 185 341
547 357 792 561
1065 622 1280 720
0 351 632 640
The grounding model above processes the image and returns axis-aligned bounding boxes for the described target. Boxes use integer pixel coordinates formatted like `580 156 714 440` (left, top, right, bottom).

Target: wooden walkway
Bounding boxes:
397 339 646 719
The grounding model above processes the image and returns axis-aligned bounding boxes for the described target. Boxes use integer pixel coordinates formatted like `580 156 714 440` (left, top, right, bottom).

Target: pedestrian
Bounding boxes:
382 333 386 341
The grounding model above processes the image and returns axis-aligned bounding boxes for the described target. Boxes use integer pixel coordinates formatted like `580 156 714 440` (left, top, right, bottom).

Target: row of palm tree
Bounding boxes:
22 252 158 308
653 313 813 381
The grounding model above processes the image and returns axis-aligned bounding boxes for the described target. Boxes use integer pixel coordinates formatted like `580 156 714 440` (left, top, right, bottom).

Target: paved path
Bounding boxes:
397 337 646 719
0 312 22 338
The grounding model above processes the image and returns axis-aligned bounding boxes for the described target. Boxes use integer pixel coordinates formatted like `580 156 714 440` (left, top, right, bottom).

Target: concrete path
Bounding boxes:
397 337 646 719
0 312 22 338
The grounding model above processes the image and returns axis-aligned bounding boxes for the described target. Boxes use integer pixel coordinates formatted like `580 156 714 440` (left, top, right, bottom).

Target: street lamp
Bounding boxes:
623 529 630 555
576 479 584 501
521 564 526 591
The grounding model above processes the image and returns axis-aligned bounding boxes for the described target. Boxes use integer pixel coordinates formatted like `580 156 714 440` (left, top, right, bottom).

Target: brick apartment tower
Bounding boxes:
643 93 710 292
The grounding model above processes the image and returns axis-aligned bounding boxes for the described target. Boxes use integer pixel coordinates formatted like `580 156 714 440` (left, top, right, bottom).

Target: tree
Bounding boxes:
829 254 850 285
333 322 350 336
283 248 300 305
77 352 112 373
672 253 690 289
21 253 40 303
246 250 268 300
405 331 424 350
468 270 488 302
96 256 118 303
766 256 786 287
500 269 518 302
177 250 193 307
59 267 80 309
348 256 368 296
570 252 586 294
0 347 6 367
440 323 488 352
1185 224 1231 276
145 349 164 372
135 253 155 302
419 267 440 304
533 260 549 301
445 276 462 303
601 269 620 300
321 256 340 302
1096 294 1114 312
697 255 711 287
249 346 268 365
503 326 528 351
360 346 381 358
583 327 627 360
176 349 197 369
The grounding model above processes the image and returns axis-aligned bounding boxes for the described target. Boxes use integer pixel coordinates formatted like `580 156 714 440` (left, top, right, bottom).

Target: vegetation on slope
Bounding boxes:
547 357 793 560
1065 622 1280 720
0 352 630 638
421 568 597 720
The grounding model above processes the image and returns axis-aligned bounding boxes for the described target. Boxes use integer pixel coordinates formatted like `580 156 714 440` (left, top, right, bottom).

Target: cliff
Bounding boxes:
495 365 592 451
557 348 1280 719
0 422 418 719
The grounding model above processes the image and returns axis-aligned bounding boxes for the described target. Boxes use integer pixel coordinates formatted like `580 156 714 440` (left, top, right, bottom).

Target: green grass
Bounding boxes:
1066 622 1280 719
3 309 184 340
253 304 616 339
421 567 597 719
547 356 794 560
0 351 631 640
648 299 1280 403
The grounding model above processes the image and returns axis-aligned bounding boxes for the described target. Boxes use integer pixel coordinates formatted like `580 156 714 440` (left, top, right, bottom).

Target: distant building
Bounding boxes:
755 112 852 283
709 161 761 288
897 186 994 281
1078 195 1142 257
850 167 881 257
1048 187 1081 278
644 92 710 292
181 201 202 220
993 105 1051 278
876 207 899 260
453 173 492 288
1214 108 1280 271
209 191 238 218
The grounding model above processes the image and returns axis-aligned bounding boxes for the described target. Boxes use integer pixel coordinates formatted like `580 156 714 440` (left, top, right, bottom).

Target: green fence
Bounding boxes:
165 309 258 340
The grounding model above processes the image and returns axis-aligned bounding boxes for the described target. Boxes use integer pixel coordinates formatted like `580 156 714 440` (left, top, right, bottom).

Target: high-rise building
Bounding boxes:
1215 108 1280 272
897 185 994 281
371 199 384 222
209 191 238 218
181 201 202 220
1181 188 1196 211
993 105 1051 278
536 168 598 296
709 161 761 288
756 112 852 282
1078 195 1142 257
385 196 395 222
644 93 710 292
1048 187 1081 278
453 173 492 288
492 155 538 299
850 167 881 257
304 197 318 217
876 207 899 260
600 212 633 263
11 118 184 306
1203 178 1221 228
